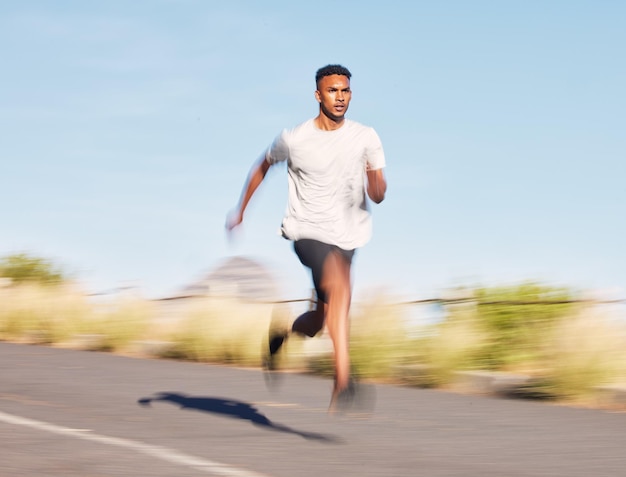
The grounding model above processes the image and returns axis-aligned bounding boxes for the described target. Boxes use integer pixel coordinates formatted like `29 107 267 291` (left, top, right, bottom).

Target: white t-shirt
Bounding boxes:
266 118 386 250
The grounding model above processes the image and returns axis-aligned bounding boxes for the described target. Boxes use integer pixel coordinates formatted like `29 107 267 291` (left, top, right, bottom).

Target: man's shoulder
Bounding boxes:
343 120 382 145
344 118 368 128
272 119 312 144
284 118 315 135
344 119 378 135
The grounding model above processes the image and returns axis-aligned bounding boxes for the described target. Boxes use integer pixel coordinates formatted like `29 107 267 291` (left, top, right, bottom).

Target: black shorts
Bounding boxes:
293 239 355 304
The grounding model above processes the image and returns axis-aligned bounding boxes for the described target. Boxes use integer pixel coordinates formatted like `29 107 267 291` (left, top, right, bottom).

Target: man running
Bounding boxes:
226 64 387 412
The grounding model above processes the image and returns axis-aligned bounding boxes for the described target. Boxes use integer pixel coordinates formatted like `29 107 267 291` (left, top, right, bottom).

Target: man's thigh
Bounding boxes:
293 239 355 302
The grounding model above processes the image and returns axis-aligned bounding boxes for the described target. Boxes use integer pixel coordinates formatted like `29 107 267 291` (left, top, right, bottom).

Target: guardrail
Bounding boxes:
220 292 626 307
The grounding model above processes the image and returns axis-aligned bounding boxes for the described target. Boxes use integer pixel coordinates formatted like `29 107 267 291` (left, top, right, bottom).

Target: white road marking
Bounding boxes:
0 410 271 477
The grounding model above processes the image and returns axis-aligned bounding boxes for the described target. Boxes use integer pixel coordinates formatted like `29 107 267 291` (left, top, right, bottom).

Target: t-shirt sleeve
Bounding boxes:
364 128 386 170
265 129 290 165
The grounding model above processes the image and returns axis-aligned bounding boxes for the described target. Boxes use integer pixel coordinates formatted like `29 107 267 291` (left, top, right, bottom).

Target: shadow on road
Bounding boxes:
138 392 341 443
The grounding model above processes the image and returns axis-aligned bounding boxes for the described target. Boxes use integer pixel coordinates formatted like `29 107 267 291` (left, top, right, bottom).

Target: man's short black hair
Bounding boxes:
315 64 352 86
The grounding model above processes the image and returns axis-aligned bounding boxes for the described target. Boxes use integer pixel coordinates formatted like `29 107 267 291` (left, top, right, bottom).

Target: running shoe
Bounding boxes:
329 375 376 417
262 330 288 389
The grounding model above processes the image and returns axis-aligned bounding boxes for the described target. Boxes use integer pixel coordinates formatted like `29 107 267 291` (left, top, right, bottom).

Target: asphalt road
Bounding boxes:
1 341 625 477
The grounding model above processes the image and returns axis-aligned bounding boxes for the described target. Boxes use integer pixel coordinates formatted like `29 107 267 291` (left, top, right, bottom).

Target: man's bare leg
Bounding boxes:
320 250 352 407
266 298 325 376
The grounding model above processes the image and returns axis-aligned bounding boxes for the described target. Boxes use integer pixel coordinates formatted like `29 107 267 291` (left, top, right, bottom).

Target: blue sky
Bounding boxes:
1 1 624 301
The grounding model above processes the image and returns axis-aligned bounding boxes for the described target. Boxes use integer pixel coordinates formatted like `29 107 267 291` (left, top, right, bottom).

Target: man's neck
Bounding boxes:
314 114 345 131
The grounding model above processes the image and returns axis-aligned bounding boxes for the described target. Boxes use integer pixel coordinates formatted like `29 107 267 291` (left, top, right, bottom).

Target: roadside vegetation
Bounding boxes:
1 252 625 404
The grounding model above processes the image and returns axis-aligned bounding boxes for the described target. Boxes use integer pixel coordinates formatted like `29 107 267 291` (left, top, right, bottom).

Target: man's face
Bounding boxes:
315 74 352 121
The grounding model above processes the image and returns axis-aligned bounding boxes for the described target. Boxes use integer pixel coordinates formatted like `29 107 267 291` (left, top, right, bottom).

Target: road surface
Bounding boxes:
1 342 625 476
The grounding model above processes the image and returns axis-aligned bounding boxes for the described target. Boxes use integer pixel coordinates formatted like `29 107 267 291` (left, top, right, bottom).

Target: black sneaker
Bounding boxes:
262 330 288 389
329 376 376 417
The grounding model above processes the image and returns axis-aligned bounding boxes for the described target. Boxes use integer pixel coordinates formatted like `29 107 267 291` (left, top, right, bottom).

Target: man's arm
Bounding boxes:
226 155 272 231
366 167 387 204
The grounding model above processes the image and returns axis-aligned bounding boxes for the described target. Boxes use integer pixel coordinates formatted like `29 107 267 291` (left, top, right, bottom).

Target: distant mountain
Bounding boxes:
180 256 279 301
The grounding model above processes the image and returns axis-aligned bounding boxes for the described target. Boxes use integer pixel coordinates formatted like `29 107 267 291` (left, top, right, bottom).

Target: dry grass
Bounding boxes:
0 285 151 351
532 306 626 400
85 296 154 351
306 294 431 380
2 284 625 405
413 304 488 387
349 297 412 378
0 284 90 343
165 297 275 366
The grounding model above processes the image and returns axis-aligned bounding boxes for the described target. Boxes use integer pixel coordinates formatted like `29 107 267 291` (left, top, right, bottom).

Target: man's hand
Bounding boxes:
225 209 243 232
225 156 271 238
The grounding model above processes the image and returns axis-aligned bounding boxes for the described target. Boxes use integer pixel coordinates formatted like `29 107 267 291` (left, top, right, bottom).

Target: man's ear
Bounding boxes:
314 90 321 103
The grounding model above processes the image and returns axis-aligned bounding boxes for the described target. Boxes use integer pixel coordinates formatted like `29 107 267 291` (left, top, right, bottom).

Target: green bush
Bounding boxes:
0 253 66 285
401 282 583 388
469 282 577 370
